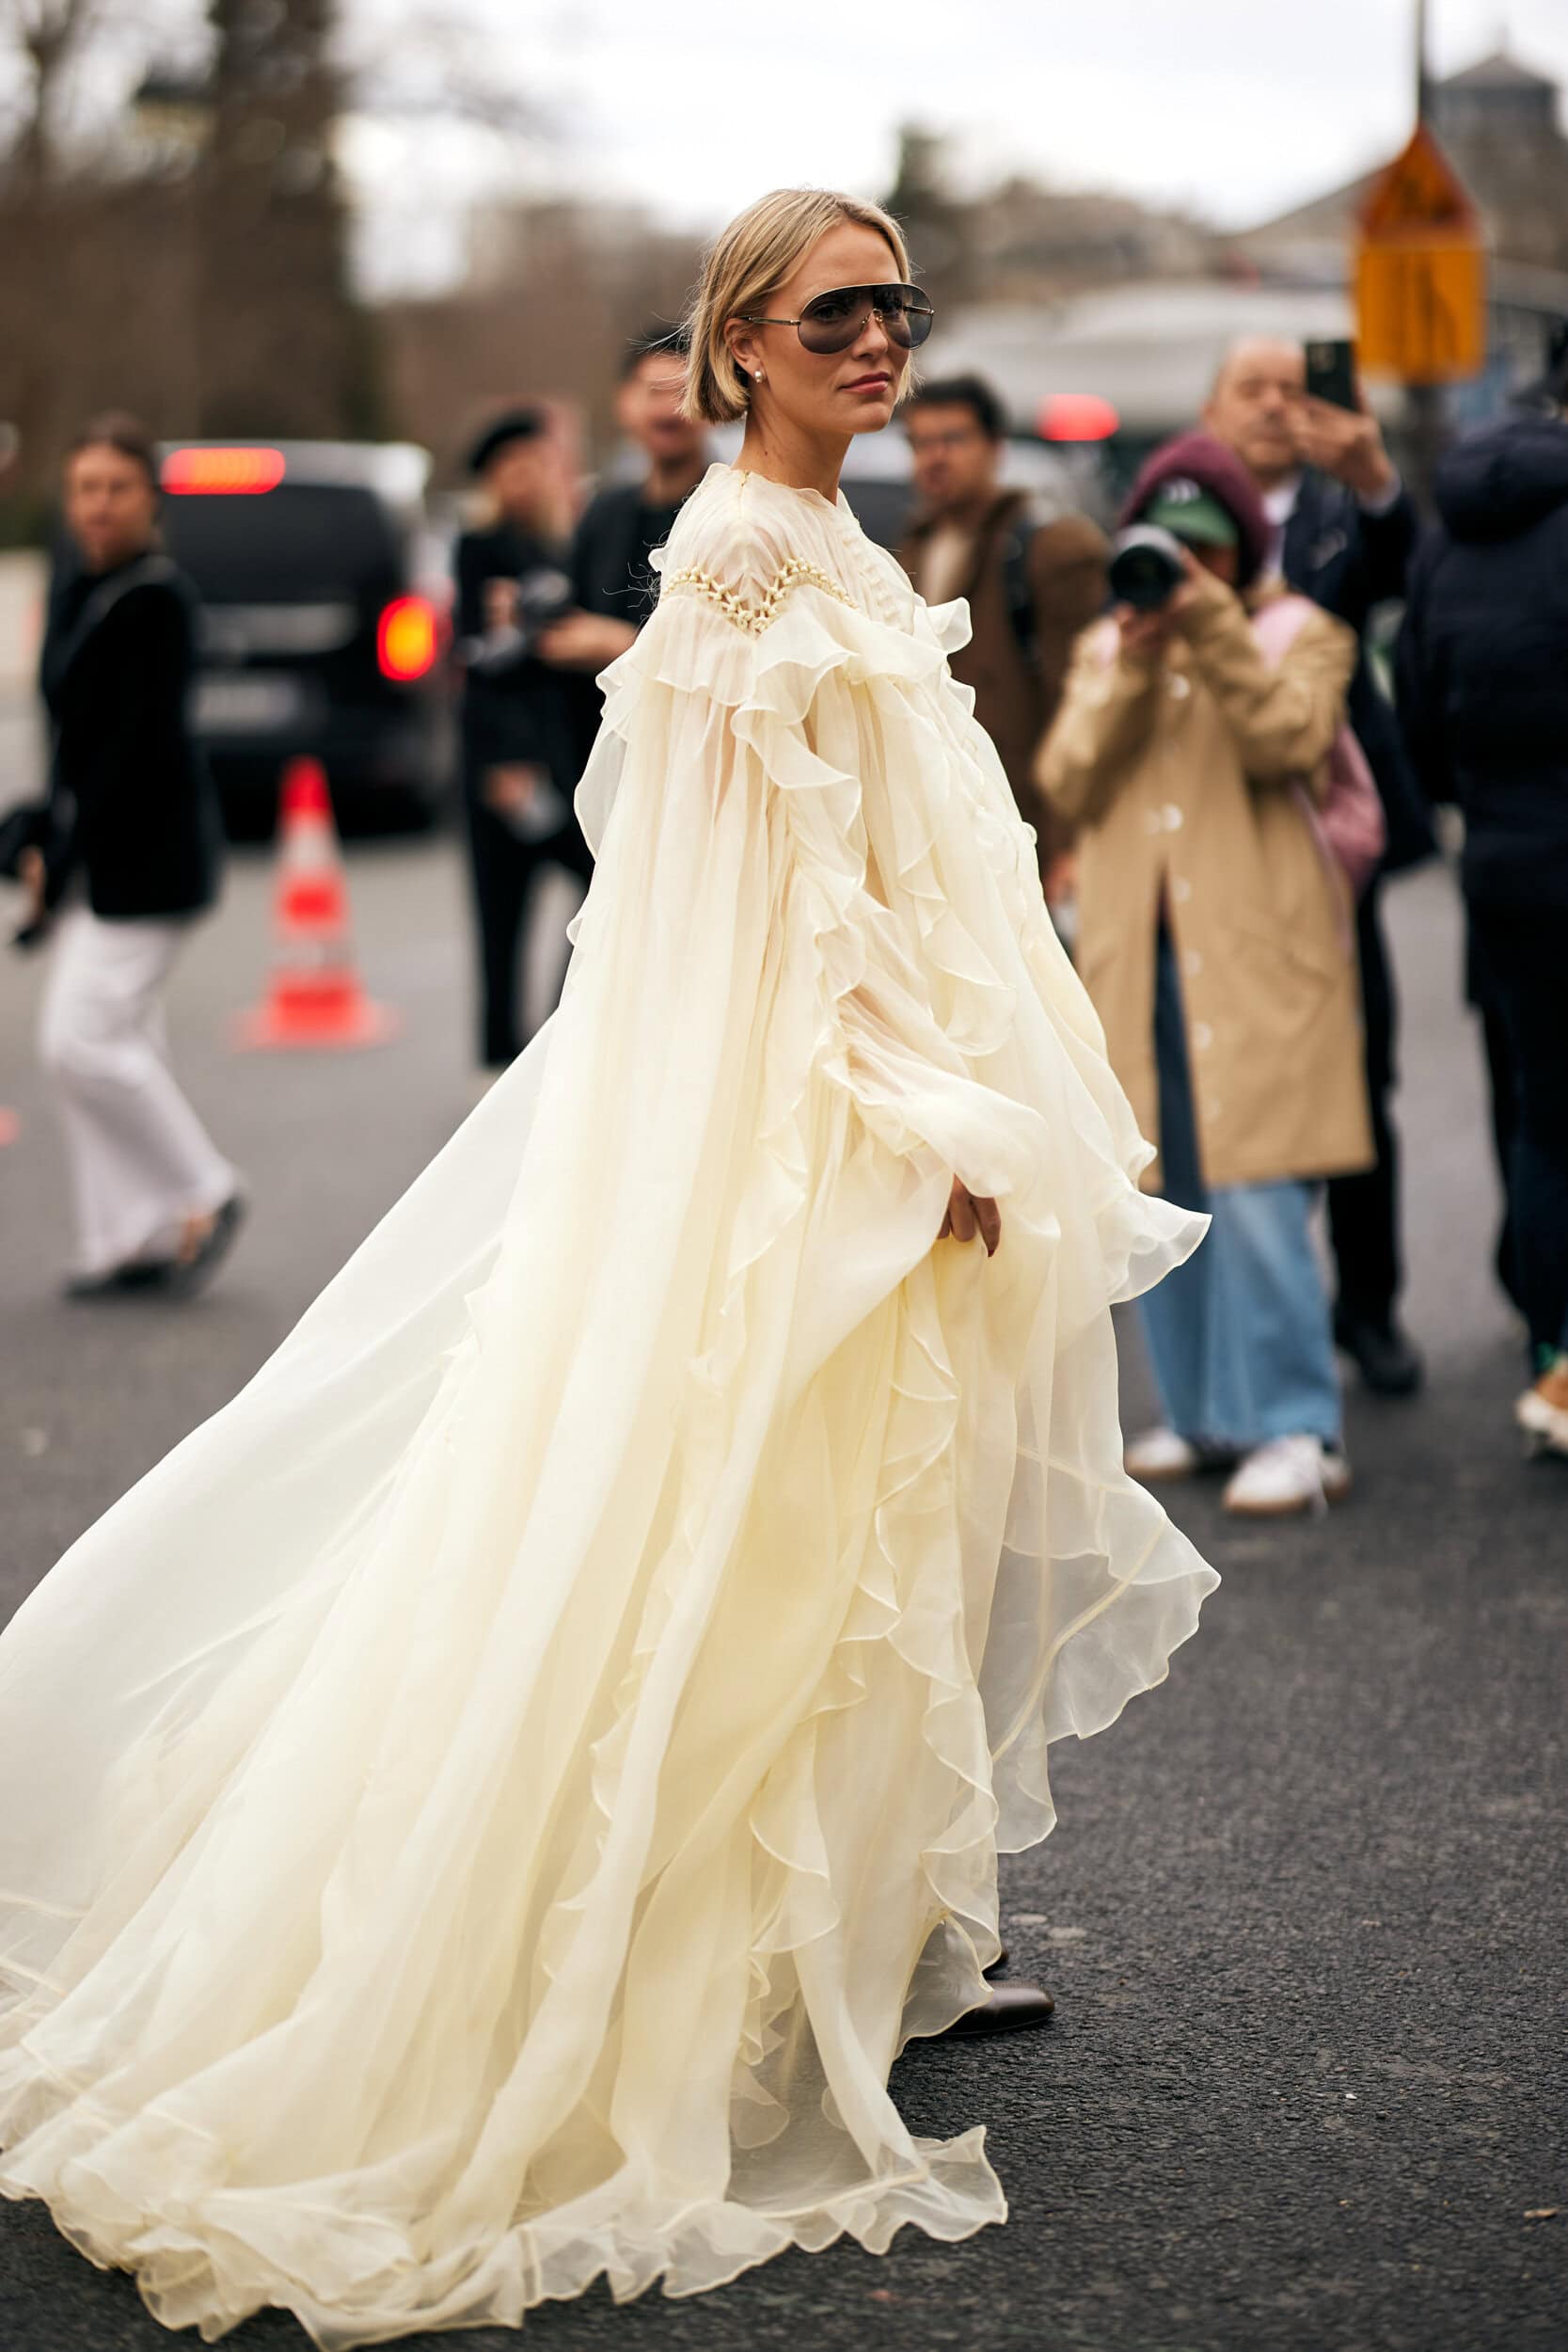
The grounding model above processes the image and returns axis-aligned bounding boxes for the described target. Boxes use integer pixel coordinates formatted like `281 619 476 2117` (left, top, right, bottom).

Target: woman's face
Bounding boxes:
64 445 159 573
1189 539 1241 587
728 221 912 444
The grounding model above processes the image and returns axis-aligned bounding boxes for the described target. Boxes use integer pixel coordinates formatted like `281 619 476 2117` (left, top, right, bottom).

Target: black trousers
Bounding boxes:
1469 924 1524 1315
1468 898 1568 1361
463 791 594 1070
1326 883 1402 1324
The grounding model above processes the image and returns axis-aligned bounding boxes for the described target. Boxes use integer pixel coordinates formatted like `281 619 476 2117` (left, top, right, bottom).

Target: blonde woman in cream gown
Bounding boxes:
0 191 1217 2346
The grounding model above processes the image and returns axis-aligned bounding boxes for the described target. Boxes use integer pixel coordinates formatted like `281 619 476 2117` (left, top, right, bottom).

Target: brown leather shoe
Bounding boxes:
933 1982 1054 2039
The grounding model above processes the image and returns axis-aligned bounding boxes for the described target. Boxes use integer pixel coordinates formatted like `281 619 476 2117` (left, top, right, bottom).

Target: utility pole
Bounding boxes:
1406 0 1445 511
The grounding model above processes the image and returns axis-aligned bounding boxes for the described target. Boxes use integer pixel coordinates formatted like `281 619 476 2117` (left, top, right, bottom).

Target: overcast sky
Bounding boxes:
346 0 1568 294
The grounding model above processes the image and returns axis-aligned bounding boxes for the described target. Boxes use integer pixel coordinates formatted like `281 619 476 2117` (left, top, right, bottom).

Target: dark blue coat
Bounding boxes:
1396 411 1568 914
1282 471 1435 875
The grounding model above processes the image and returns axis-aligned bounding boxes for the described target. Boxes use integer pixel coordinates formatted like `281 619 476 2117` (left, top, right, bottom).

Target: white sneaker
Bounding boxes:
1125 1428 1239 1484
1223 1435 1352 1518
1516 1357 1568 1457
1125 1427 1203 1483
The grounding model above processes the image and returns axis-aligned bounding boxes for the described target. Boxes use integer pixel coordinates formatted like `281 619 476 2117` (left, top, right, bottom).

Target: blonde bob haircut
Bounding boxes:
681 187 912 426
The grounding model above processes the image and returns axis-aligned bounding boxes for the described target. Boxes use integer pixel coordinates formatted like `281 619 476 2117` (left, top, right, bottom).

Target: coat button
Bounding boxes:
1184 949 1203 977
1168 673 1191 700
1192 1021 1214 1050
1164 803 1184 831
1170 876 1192 903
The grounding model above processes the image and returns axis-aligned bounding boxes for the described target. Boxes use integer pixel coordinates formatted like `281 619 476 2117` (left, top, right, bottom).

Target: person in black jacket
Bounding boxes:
1396 382 1568 1456
13 414 243 1298
1206 338 1435 1399
534 328 710 683
453 409 596 1070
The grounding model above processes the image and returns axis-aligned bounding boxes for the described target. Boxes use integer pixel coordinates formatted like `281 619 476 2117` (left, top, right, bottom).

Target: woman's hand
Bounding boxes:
939 1178 1002 1257
1114 602 1177 664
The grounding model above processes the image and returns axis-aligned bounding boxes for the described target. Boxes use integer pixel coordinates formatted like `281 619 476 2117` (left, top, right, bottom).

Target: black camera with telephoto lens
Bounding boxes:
1106 526 1188 613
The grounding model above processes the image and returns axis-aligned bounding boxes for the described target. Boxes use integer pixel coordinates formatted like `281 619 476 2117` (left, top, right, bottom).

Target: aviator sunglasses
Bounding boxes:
739 282 936 356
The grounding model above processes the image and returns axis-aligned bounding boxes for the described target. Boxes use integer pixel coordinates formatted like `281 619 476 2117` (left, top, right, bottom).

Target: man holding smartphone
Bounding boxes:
1204 336 1434 1401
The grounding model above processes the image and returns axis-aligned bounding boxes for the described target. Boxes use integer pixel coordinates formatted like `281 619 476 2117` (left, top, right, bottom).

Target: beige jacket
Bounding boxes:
1036 568 1373 1193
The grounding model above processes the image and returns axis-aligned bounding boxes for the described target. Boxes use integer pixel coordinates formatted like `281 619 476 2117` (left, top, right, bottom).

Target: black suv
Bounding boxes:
157 439 451 834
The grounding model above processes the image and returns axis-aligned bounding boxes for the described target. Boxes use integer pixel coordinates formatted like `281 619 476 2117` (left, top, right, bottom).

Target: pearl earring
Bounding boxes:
753 369 764 381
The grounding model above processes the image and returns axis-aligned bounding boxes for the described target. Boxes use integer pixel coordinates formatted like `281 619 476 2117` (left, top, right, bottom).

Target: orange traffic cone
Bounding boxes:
233 759 400 1050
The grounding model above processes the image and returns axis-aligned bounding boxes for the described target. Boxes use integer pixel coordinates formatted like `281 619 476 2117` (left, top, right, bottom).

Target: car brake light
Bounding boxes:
163 446 287 494
1037 394 1120 443
378 596 438 682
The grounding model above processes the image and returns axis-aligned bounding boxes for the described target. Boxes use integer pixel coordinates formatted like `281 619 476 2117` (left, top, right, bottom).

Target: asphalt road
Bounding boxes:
0 834 1563 2352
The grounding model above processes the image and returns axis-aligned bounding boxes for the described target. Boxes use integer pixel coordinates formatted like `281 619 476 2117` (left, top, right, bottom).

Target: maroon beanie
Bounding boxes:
1119 429 1272 590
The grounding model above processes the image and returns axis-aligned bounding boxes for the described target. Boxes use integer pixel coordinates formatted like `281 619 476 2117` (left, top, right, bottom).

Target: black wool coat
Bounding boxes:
40 553 222 921
1396 410 1568 914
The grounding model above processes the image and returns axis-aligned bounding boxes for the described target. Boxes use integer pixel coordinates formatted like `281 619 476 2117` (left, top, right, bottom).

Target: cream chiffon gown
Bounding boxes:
0 464 1218 2346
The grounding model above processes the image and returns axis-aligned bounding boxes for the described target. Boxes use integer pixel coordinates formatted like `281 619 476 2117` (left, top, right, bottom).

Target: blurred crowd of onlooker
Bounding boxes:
5 312 1567 1505
1024 327 1568 1508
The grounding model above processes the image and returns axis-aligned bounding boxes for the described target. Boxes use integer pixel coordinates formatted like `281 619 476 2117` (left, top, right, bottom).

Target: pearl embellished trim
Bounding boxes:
662 557 852 636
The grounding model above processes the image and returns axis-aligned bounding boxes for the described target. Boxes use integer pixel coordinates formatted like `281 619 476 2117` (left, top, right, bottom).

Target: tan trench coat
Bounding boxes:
1036 569 1374 1193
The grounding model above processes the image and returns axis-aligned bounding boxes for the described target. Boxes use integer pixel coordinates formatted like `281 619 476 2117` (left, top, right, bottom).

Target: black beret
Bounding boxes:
466 408 546 476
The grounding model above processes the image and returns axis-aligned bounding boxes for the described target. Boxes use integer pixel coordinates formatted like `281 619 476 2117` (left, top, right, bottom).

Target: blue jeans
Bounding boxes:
1137 933 1343 1450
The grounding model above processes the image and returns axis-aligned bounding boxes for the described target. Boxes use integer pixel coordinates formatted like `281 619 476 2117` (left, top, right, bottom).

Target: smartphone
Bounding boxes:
1304 338 1359 411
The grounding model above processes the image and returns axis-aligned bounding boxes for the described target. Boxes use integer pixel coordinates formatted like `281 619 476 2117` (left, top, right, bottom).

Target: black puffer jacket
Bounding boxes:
1396 410 1568 910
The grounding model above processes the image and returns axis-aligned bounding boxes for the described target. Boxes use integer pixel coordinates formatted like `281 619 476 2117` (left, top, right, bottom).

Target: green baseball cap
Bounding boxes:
1141 476 1240 549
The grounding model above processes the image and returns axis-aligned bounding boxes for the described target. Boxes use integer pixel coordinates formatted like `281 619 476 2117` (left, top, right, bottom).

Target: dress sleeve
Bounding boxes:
578 507 1049 1212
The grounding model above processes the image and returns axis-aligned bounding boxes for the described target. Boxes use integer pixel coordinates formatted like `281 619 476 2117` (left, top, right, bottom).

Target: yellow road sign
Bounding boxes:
1354 123 1486 384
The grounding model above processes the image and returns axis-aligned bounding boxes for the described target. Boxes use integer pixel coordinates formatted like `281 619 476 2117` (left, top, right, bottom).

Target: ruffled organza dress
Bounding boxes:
0 464 1217 2346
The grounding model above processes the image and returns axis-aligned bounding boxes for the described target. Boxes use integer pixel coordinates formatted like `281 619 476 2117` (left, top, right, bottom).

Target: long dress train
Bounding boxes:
0 465 1217 2346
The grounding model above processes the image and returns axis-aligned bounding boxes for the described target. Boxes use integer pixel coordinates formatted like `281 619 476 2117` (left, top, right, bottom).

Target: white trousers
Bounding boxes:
39 904 238 1279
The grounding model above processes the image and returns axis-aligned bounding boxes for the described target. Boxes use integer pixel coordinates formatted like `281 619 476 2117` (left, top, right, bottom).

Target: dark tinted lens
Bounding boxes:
798 290 867 353
797 285 934 354
891 292 935 349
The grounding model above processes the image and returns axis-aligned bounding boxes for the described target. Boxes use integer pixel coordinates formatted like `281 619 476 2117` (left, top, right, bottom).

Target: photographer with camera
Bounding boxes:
1203 337 1433 1400
455 408 596 1072
1037 431 1370 1518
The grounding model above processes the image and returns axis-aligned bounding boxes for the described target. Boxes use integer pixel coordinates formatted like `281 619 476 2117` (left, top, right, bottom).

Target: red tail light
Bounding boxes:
377 596 438 682
1037 394 1120 443
163 446 287 494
